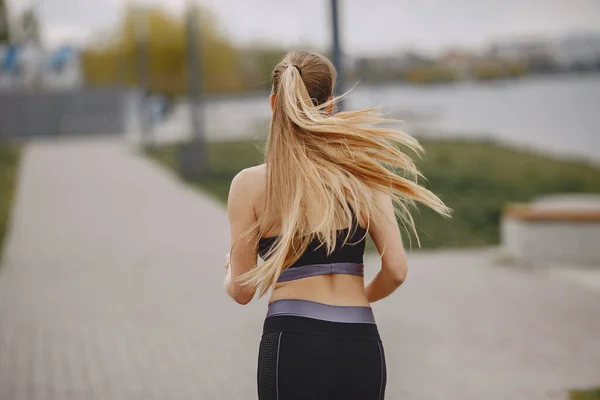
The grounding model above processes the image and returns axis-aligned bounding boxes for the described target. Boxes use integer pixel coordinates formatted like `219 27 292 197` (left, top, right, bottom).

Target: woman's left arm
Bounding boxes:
224 168 259 305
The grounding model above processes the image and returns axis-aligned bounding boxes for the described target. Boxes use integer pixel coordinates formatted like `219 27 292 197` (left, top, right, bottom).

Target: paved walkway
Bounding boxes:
1 138 599 400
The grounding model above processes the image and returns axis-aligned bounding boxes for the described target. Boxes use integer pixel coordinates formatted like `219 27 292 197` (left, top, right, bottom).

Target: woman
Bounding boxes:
224 51 450 400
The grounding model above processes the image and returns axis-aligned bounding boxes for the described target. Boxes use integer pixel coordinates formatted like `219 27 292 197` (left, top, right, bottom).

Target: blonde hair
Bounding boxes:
239 50 451 296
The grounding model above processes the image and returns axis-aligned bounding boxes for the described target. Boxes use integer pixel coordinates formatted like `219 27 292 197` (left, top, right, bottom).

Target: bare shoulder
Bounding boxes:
362 186 391 212
365 187 395 226
371 187 392 204
228 164 266 205
230 164 266 188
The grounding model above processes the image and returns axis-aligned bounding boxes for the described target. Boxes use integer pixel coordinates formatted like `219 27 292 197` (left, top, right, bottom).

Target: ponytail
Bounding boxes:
237 51 451 296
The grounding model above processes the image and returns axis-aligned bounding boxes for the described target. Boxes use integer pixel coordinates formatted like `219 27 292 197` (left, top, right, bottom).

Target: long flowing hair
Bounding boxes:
238 51 451 296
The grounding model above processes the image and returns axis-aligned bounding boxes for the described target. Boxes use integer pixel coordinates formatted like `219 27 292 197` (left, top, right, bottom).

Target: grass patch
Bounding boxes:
147 139 600 249
570 387 600 400
0 144 21 259
148 140 265 202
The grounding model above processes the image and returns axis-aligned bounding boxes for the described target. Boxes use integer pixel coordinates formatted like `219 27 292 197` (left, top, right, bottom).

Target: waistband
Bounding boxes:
266 299 376 324
277 262 364 283
263 314 381 341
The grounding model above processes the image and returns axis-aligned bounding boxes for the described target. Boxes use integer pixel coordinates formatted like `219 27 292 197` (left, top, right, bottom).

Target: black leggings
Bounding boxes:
257 316 387 400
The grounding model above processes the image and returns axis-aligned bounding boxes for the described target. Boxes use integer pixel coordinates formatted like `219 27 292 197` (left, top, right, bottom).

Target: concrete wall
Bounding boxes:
502 217 600 266
0 88 129 140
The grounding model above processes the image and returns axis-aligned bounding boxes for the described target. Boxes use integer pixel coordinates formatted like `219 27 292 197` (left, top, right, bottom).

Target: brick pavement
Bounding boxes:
0 138 599 400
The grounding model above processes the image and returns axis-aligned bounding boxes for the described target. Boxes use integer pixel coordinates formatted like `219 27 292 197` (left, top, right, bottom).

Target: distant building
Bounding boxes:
487 34 600 73
44 46 82 89
488 39 547 62
551 34 600 71
0 43 82 91
387 51 432 70
351 51 431 81
438 49 474 79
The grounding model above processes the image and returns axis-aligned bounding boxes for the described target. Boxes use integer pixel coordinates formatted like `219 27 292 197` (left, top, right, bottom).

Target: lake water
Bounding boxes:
146 75 600 164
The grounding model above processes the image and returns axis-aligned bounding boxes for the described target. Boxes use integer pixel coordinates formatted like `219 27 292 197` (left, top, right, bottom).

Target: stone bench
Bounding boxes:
501 194 600 266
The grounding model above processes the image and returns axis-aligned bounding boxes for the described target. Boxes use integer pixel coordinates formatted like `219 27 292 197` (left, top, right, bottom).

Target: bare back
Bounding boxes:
228 163 404 307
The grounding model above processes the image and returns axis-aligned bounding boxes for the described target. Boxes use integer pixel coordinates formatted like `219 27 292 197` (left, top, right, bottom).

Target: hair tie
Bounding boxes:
293 64 302 76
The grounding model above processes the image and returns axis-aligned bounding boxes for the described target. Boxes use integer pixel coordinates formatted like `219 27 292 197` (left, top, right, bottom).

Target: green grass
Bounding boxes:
570 387 600 400
0 144 21 259
147 139 600 249
148 140 265 201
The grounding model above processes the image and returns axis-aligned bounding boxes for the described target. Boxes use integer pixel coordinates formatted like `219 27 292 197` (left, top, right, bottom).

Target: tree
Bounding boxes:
239 45 287 91
82 5 244 95
0 0 9 43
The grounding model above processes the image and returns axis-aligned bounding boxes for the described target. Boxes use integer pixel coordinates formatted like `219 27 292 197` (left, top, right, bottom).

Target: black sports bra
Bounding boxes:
258 219 367 283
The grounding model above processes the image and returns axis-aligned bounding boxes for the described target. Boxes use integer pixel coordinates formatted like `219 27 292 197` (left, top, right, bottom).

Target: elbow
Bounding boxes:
392 272 406 287
385 262 408 287
390 270 406 286
227 284 254 305
232 292 253 305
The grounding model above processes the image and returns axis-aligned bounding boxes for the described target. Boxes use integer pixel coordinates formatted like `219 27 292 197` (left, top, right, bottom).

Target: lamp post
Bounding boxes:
178 2 208 179
134 8 151 146
330 0 345 111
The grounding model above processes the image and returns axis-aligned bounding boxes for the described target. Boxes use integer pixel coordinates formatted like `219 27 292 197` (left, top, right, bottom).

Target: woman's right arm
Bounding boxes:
365 190 408 303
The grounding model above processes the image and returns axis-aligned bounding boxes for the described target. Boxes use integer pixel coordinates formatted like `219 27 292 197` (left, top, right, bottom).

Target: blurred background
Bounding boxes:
0 1 600 399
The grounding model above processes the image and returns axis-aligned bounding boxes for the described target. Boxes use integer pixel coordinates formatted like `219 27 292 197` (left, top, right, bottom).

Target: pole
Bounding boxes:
330 0 345 111
178 2 208 179
0 0 9 43
134 8 151 146
186 4 205 143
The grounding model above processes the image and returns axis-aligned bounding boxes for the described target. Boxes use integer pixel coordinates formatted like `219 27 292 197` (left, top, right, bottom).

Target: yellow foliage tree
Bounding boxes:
82 4 244 95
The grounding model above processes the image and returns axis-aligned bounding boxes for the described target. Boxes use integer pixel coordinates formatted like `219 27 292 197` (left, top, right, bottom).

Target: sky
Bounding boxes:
7 0 600 55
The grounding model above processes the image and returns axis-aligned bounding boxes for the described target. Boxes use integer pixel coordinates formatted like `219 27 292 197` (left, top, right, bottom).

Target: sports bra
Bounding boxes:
258 218 367 283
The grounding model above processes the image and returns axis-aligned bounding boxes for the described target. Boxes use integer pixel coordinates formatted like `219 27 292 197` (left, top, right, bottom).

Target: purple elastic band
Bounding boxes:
277 262 364 283
266 299 376 324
